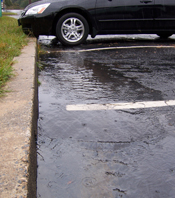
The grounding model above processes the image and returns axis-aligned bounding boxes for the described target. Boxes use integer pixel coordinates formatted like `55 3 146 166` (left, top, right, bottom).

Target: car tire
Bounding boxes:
157 33 172 39
56 13 89 46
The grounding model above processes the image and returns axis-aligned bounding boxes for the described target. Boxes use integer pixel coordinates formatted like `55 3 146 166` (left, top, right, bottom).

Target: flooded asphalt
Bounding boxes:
37 35 175 198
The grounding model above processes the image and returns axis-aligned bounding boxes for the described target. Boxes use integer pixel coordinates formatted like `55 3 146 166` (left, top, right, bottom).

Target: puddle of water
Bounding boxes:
37 37 175 198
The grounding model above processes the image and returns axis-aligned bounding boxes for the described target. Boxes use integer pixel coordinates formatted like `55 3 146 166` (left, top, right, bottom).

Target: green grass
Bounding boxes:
0 16 28 95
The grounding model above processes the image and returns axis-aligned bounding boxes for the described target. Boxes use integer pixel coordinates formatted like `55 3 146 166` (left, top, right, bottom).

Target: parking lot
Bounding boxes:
37 35 175 198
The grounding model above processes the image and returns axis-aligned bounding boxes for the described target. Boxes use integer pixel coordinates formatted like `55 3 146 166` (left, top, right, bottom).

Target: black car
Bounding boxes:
18 0 175 46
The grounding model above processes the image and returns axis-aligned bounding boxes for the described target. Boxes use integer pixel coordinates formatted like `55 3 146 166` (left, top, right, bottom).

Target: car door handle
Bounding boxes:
140 0 152 3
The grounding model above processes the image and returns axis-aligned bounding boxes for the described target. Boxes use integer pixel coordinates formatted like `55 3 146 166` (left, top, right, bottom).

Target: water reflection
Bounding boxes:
37 36 175 198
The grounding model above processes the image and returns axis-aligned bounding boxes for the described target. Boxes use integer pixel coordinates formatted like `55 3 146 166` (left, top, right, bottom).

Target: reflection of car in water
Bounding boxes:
18 0 175 46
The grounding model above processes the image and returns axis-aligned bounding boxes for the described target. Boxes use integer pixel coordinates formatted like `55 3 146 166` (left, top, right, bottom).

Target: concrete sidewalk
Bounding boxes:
0 38 38 198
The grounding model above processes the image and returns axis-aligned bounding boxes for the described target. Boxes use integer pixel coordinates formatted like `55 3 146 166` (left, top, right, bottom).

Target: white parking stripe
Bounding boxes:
66 100 175 111
76 45 175 52
55 46 175 53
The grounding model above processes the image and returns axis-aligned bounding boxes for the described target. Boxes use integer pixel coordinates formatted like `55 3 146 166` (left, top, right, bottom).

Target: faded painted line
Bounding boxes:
53 45 175 53
66 100 175 111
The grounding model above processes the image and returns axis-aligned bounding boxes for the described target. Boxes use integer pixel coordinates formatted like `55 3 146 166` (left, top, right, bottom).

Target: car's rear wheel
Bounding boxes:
56 13 89 46
157 33 173 39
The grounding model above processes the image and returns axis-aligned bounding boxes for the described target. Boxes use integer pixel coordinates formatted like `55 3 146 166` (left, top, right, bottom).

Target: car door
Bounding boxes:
95 0 155 32
154 0 175 30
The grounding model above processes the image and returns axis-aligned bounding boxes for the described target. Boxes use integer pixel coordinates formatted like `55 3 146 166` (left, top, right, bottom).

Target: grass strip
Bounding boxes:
0 16 28 95
2 12 17 15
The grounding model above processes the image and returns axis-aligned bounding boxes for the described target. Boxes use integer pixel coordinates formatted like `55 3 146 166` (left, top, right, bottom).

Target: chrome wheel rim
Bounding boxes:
61 17 85 43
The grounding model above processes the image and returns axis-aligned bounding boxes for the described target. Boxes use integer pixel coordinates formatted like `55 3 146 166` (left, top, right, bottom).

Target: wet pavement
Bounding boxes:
4 9 23 19
37 35 175 198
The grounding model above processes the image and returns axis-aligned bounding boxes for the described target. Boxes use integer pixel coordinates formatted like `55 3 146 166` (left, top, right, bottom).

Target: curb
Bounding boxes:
0 38 38 198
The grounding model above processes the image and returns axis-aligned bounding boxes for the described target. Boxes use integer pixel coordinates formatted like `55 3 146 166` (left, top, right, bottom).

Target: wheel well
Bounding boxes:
52 8 94 36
